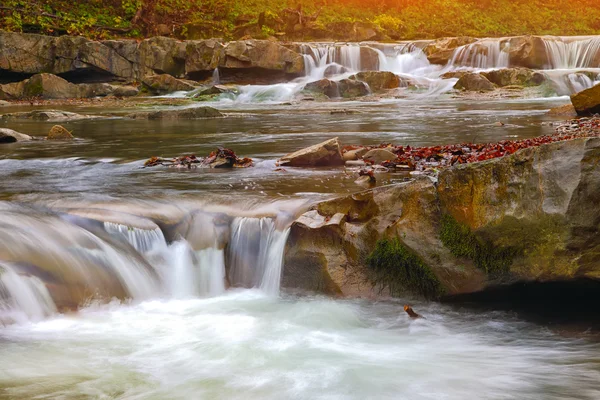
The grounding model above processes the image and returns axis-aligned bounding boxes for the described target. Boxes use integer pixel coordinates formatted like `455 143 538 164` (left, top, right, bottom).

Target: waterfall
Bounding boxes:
543 36 600 69
228 217 290 294
104 222 167 253
0 262 57 324
212 68 221 85
447 39 509 69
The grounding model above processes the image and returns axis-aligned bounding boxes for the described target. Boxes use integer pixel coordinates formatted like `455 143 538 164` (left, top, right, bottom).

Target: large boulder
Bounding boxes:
22 73 79 99
481 68 547 87
454 73 496 92
278 138 344 167
570 83 600 115
502 36 549 69
0 128 32 143
304 79 369 98
304 79 340 98
142 74 196 95
138 36 187 77
127 107 223 120
0 81 26 100
219 40 305 76
423 37 478 65
349 71 401 92
185 39 223 76
283 137 600 298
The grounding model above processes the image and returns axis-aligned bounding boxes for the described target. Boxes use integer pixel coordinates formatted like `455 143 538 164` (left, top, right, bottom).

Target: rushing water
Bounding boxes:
1 293 599 400
2 35 600 399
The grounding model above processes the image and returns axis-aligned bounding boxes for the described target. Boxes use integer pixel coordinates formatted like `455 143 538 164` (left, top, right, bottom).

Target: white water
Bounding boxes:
0 293 599 399
104 222 167 253
198 36 600 104
0 262 56 324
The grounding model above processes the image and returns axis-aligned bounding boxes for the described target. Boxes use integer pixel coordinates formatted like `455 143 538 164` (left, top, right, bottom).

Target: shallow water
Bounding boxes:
1 291 599 400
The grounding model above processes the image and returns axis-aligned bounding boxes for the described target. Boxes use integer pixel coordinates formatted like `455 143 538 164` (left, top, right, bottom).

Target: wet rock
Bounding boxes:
337 79 370 98
112 85 140 97
503 36 549 69
0 128 32 143
440 71 470 80
304 79 340 98
349 71 401 92
423 37 478 65
343 147 368 161
128 107 223 120
548 104 577 117
278 137 344 167
324 64 349 78
454 73 496 92
283 137 600 299
143 148 252 170
570 83 600 115
481 68 547 87
194 85 237 97
47 125 74 140
142 74 196 95
362 148 398 164
0 110 92 122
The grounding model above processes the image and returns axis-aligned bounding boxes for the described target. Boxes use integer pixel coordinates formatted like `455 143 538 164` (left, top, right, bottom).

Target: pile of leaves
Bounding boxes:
143 147 253 169
343 117 600 174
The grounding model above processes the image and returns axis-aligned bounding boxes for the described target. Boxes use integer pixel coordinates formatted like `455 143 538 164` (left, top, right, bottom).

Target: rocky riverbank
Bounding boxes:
282 118 600 299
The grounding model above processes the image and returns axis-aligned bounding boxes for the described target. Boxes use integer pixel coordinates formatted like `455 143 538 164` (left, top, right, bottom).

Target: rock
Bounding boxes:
185 39 222 76
349 71 401 92
323 64 349 77
571 83 600 115
502 36 549 69
0 128 32 143
343 148 368 161
142 74 196 95
219 40 305 76
304 79 340 98
337 79 370 98
454 73 496 92
278 138 344 167
0 100 9 106
138 36 187 77
127 107 223 120
0 110 92 121
112 85 140 97
282 137 600 299
0 81 26 100
47 125 74 140
362 148 398 164
423 37 478 65
194 85 236 96
23 73 79 99
548 104 577 117
440 71 469 80
481 68 547 87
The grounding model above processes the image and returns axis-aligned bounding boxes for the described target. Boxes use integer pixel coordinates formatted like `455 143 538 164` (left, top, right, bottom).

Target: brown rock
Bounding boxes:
343 148 368 161
142 74 196 95
571 83 600 115
279 138 344 167
548 104 577 117
423 37 478 65
362 148 398 164
0 128 32 143
454 73 496 92
503 36 549 69
481 68 547 87
349 71 401 92
47 125 74 140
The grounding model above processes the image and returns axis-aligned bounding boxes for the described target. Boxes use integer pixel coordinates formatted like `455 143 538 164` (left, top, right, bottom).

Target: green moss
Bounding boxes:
440 214 516 277
366 237 444 299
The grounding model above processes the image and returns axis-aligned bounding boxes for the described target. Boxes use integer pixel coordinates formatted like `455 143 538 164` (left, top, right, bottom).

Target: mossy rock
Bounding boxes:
367 237 444 299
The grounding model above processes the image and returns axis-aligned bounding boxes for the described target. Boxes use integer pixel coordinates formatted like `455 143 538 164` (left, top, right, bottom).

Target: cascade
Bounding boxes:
212 68 221 85
543 36 600 69
104 222 167 253
0 262 57 324
447 39 509 69
228 217 290 294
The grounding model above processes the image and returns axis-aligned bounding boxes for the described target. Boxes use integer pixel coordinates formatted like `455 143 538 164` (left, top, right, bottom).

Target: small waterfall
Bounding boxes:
104 222 166 253
228 217 290 294
545 71 598 95
0 262 57 323
212 68 221 85
165 241 226 298
543 36 600 69
448 39 509 69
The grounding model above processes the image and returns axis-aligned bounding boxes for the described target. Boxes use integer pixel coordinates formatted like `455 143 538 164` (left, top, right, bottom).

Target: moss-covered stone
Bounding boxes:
367 237 444 299
440 214 516 277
